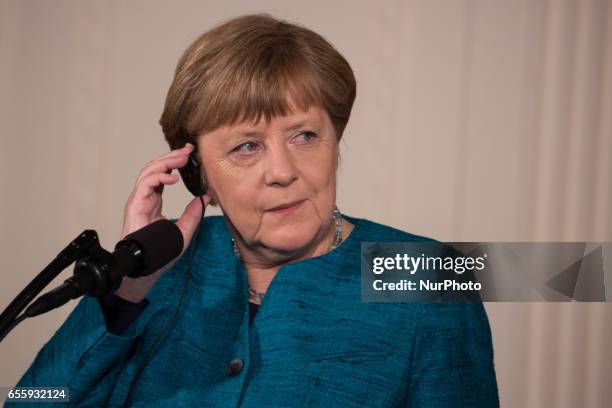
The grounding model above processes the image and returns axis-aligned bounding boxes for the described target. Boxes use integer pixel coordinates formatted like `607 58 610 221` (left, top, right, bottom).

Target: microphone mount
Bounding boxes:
0 219 182 343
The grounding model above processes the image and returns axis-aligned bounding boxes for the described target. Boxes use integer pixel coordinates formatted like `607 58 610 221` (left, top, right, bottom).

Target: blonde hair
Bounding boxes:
159 13 356 149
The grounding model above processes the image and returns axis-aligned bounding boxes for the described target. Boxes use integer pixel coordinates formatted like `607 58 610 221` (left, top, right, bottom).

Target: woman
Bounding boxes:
10 13 499 407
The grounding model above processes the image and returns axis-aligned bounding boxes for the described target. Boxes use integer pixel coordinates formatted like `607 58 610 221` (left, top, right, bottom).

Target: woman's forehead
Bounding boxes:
223 105 327 134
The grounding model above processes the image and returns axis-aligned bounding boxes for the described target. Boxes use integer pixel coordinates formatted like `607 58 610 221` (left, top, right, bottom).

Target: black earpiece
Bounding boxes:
178 147 207 197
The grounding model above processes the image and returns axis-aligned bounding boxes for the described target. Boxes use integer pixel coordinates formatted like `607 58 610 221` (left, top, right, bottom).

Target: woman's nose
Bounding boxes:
263 144 298 187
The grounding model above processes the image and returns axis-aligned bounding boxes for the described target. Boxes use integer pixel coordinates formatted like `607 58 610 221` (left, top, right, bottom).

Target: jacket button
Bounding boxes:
227 358 244 376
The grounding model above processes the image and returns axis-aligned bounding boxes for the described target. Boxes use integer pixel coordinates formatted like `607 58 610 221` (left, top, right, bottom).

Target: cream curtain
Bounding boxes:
1 1 610 406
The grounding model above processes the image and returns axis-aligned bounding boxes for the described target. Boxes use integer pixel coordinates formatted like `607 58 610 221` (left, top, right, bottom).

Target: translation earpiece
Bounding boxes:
177 146 208 197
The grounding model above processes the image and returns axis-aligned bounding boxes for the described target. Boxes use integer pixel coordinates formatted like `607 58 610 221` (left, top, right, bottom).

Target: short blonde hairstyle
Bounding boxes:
159 13 357 150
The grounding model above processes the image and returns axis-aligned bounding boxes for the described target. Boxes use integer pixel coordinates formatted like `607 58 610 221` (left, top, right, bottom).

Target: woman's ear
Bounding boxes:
209 193 220 207
200 170 220 207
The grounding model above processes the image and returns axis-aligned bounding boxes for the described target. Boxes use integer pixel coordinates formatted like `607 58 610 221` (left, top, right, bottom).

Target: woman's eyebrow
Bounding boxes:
236 121 315 137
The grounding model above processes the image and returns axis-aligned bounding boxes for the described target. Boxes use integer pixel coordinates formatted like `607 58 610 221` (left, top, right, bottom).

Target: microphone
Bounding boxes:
25 219 183 317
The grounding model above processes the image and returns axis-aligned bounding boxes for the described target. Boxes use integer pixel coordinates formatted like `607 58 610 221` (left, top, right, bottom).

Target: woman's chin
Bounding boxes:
263 230 318 254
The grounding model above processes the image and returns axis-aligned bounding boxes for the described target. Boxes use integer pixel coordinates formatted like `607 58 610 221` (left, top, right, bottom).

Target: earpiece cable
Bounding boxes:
122 196 205 407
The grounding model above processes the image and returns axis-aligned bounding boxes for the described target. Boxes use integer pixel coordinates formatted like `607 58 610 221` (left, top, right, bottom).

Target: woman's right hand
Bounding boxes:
115 143 211 303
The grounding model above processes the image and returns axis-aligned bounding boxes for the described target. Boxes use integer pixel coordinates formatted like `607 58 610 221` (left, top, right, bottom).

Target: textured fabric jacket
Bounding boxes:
7 214 499 407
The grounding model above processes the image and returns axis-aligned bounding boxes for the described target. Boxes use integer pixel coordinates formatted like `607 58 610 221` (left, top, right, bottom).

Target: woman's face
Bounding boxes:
197 103 339 258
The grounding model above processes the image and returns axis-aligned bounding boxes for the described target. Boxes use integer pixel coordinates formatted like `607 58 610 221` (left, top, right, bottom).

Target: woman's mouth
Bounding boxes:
266 199 305 214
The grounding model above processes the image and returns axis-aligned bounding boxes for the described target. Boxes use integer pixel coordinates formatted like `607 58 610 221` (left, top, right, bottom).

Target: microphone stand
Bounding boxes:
0 219 182 343
0 229 120 342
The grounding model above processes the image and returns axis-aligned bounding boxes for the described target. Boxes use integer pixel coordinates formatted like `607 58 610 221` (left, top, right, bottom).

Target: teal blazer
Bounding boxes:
7 214 499 407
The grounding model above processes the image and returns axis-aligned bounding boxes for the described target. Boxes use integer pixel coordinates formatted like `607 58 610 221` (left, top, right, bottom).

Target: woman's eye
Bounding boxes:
232 141 259 154
294 131 316 143
231 132 316 155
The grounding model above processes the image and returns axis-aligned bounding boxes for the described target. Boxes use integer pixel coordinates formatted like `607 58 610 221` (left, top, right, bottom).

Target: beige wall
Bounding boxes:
1 0 611 406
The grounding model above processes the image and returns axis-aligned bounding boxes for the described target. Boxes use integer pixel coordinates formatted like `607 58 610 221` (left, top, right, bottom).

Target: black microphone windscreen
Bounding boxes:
119 219 184 276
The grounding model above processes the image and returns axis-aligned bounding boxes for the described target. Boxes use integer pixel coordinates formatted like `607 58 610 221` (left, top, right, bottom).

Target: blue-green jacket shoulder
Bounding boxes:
343 214 439 244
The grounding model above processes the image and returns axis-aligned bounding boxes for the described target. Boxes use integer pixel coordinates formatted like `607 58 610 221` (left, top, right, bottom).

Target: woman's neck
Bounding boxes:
240 218 355 299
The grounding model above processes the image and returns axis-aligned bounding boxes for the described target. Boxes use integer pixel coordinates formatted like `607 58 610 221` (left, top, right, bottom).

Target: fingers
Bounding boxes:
130 143 195 201
136 144 195 184
146 143 194 165
123 143 204 242
135 172 180 198
176 194 211 253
